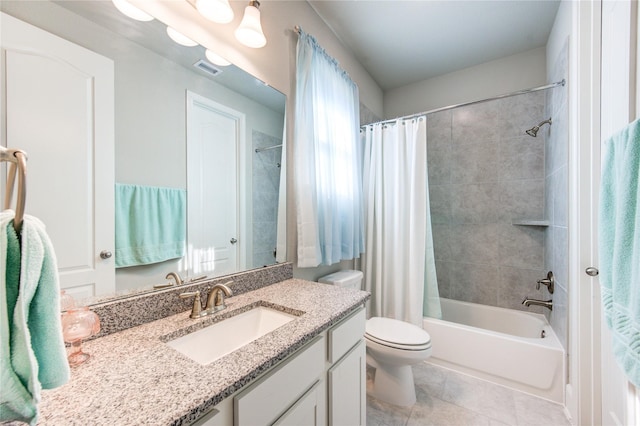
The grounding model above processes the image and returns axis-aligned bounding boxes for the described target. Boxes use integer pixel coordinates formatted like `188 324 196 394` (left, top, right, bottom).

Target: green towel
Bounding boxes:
115 183 186 268
599 118 640 387
1 210 70 425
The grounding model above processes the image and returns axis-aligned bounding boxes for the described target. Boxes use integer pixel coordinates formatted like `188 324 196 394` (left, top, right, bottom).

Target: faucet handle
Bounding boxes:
536 271 555 294
179 291 203 319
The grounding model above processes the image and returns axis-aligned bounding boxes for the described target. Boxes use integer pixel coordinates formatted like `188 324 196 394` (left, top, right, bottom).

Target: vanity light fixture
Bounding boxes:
205 49 231 66
166 27 199 47
196 0 234 24
235 1 267 48
111 0 154 21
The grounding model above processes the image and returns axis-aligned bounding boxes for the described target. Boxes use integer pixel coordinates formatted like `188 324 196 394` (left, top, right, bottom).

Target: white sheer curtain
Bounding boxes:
362 117 441 326
294 30 364 267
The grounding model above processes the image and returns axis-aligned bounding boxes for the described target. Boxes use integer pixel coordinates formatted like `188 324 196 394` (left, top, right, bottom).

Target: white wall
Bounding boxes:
547 1 572 83
384 47 547 119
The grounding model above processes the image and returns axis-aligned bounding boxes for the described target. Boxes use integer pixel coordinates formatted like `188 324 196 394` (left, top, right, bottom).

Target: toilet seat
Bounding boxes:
365 317 431 351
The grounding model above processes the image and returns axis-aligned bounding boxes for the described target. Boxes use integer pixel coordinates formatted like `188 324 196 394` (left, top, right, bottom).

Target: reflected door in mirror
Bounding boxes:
1 13 115 299
187 92 245 277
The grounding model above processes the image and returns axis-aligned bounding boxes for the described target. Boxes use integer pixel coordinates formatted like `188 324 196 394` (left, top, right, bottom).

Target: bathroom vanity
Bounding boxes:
38 279 369 426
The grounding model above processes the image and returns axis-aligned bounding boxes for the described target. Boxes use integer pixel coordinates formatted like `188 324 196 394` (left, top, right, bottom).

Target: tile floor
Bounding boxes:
366 362 571 426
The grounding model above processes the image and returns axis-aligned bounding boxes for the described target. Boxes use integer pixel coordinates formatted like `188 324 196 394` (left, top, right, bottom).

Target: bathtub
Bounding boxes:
422 298 565 403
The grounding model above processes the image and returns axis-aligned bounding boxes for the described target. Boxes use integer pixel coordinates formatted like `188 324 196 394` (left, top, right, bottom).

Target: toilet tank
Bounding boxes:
318 270 363 289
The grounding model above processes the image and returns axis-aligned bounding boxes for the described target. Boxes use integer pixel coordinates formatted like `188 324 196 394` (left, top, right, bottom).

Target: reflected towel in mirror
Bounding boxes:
115 184 186 268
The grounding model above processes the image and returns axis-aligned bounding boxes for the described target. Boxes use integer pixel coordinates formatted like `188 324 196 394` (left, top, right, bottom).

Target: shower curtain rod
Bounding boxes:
362 79 566 128
255 144 283 153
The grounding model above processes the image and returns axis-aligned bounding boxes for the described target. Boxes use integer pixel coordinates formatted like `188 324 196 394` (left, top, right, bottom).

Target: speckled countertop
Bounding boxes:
38 279 370 426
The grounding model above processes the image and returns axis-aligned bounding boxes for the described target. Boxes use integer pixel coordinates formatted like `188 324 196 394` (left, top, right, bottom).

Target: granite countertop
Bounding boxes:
38 279 370 426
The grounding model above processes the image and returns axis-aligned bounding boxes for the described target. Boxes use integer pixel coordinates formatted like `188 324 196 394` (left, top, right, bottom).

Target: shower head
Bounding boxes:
525 118 552 137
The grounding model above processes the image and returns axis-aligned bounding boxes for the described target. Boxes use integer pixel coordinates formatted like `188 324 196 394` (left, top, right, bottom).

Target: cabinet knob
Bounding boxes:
585 267 599 276
100 250 112 260
230 238 238 244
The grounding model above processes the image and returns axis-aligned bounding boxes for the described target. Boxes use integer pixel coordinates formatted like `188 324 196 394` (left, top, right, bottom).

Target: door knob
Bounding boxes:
230 238 237 244
585 267 599 276
100 250 112 259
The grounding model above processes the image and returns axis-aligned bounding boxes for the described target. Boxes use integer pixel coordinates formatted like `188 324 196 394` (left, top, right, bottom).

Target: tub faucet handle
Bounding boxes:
536 271 555 294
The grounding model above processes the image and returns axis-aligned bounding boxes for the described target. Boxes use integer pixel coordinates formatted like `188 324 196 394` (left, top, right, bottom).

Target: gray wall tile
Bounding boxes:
498 224 545 269
450 139 499 184
450 224 500 264
499 136 545 181
450 183 501 224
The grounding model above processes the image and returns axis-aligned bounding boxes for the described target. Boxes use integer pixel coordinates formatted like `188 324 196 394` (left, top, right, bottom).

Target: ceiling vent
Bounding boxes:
193 60 222 77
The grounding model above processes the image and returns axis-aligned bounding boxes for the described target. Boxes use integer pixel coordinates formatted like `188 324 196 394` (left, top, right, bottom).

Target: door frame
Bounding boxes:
567 0 601 424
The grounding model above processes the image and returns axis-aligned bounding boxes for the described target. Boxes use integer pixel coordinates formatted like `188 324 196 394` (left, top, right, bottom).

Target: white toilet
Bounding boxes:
318 270 432 407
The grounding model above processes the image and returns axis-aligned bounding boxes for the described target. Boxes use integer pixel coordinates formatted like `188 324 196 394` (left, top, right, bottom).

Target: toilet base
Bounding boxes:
367 361 416 407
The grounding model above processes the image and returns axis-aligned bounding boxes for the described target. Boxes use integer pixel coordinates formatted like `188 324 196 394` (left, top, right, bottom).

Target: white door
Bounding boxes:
0 13 115 299
600 1 638 424
186 91 244 278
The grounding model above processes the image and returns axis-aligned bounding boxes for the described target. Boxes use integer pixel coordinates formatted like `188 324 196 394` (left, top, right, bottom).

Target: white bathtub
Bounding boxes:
422 298 565 403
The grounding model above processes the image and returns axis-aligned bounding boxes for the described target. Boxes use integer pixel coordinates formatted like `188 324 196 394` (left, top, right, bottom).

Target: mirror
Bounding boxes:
0 0 286 301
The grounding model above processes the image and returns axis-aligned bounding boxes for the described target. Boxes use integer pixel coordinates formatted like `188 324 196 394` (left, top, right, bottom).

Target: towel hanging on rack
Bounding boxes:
1 211 70 424
599 118 640 387
114 183 187 267
1 146 28 233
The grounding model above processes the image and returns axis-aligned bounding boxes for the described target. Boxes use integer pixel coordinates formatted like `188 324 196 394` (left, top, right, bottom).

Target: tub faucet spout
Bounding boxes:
522 298 553 311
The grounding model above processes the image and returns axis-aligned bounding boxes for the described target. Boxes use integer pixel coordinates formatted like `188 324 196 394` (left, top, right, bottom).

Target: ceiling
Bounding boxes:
308 0 561 91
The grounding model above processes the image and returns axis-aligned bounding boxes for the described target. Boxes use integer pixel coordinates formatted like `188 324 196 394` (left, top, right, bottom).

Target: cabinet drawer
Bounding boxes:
328 307 365 363
234 336 324 426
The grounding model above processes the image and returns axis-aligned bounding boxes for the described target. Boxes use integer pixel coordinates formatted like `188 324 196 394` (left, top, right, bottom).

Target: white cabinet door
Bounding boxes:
186 91 245 278
274 381 323 426
328 339 366 426
234 337 324 426
1 12 115 299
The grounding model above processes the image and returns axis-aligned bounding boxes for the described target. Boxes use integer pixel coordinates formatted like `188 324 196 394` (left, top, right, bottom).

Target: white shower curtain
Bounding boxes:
362 117 441 326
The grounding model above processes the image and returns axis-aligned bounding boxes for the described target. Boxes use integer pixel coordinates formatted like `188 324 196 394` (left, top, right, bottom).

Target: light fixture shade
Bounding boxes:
196 0 234 24
235 1 266 48
205 49 231 66
166 27 198 47
112 0 154 21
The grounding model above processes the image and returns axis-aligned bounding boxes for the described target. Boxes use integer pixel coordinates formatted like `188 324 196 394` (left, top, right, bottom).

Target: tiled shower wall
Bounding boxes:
545 39 569 350
252 130 283 268
428 90 550 314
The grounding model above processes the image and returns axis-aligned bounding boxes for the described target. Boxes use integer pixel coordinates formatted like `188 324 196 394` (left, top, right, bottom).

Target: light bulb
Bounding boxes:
196 0 234 24
111 0 154 22
235 1 266 48
205 49 231 67
166 27 198 47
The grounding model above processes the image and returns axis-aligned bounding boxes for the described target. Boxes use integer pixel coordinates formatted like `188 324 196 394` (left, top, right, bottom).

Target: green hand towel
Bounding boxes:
115 183 186 268
1 210 70 425
599 118 640 387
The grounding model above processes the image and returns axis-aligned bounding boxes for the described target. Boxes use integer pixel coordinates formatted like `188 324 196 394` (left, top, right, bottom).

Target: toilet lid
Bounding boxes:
365 317 431 350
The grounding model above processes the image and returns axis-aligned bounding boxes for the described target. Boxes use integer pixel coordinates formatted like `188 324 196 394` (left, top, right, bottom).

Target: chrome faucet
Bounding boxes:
205 281 233 314
166 272 183 286
522 298 553 311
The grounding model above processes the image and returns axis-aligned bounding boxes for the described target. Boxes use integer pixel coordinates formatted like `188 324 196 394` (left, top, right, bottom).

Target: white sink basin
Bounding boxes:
166 306 297 365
